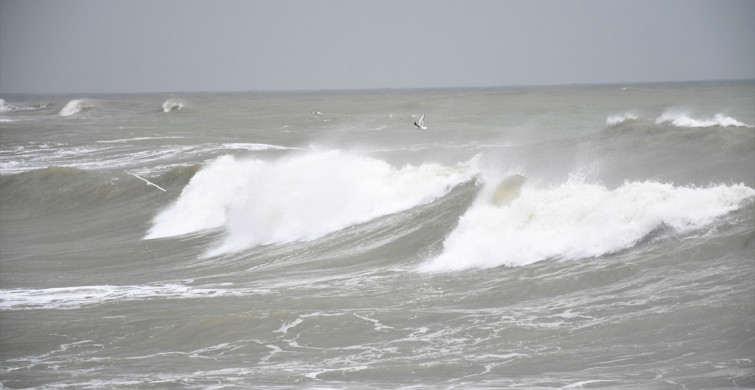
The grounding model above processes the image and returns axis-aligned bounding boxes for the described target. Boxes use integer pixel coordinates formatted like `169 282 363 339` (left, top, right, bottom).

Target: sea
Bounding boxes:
0 81 753 389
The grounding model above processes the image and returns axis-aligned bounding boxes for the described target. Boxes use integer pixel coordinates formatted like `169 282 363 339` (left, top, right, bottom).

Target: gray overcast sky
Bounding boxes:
1 0 753 94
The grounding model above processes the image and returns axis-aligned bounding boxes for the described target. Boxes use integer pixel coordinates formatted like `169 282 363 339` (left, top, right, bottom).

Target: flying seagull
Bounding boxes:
130 173 167 192
414 114 427 130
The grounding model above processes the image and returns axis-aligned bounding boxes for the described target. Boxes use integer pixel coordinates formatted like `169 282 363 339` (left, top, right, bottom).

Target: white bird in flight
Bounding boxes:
414 114 427 129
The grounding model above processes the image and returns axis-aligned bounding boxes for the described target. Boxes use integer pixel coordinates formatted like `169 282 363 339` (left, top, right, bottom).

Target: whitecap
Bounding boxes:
161 99 184 113
58 99 92 117
0 98 15 113
606 112 638 126
655 111 752 128
146 150 477 256
419 179 755 272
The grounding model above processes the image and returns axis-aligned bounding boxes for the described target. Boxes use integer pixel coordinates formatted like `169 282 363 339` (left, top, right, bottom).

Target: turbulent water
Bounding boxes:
1 82 754 389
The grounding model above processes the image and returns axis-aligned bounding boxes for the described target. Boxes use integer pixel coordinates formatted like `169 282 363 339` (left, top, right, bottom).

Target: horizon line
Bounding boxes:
2 78 753 96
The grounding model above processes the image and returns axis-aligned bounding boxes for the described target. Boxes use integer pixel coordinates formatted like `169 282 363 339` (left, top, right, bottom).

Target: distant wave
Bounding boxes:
419 179 754 272
606 111 753 128
146 151 477 256
0 98 49 113
606 112 638 126
655 111 752 128
0 99 14 113
161 99 185 113
58 99 92 117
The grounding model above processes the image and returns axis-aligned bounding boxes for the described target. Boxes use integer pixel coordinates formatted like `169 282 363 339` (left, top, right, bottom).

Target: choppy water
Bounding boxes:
1 82 754 389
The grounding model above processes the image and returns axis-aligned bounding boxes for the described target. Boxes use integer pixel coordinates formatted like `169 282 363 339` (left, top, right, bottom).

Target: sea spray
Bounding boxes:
655 111 752 128
146 151 477 255
58 99 92 117
161 99 185 113
606 111 753 128
419 180 755 272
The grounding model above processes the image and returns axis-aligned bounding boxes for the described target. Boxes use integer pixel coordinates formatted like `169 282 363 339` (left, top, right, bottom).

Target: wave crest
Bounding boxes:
655 111 752 128
0 98 49 113
161 99 185 113
606 112 638 126
419 180 754 272
146 151 477 256
58 99 92 117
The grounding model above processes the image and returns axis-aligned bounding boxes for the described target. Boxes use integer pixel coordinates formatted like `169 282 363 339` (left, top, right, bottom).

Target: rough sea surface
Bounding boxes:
1 81 754 389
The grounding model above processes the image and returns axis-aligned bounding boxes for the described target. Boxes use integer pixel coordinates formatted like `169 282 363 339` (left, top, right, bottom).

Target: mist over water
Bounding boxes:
1 82 754 389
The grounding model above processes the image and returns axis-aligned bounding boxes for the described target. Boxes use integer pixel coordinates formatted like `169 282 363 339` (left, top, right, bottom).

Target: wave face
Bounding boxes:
147 151 476 255
420 180 754 272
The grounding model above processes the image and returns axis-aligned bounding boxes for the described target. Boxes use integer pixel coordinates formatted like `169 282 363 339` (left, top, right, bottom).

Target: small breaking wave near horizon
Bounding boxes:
161 98 185 113
607 110 753 128
58 99 93 117
0 98 49 113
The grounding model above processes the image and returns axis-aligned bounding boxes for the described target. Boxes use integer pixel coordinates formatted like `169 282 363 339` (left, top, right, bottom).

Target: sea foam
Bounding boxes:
0 283 267 310
419 179 754 272
146 151 476 255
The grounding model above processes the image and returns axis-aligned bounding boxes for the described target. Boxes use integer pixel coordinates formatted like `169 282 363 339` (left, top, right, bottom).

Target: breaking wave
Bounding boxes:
0 98 13 113
0 98 48 113
655 111 752 128
58 99 93 117
419 179 755 272
606 111 752 128
606 112 638 126
146 151 478 255
161 99 185 113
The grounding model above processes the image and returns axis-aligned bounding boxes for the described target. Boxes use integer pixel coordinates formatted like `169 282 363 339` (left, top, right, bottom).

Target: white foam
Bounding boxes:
419 180 754 272
161 99 184 113
220 143 295 151
58 99 92 117
0 283 268 310
1 99 49 113
96 136 185 144
0 98 14 113
606 112 638 126
146 151 476 255
655 111 752 128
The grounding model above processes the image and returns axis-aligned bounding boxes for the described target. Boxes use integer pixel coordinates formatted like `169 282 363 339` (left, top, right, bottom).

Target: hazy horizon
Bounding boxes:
2 78 755 97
